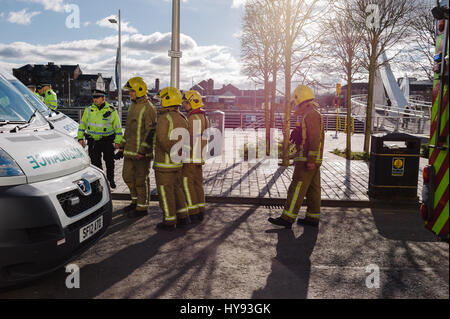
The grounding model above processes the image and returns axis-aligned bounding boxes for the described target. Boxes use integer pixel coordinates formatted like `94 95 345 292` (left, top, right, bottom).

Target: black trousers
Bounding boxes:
88 139 115 183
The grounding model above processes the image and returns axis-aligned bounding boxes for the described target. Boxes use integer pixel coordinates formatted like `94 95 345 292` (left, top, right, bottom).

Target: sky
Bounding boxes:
0 0 434 94
0 0 253 90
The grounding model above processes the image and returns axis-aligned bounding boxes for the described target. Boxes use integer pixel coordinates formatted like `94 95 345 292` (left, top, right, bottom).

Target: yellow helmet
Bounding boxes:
158 87 182 107
292 85 315 107
183 90 204 109
124 77 148 98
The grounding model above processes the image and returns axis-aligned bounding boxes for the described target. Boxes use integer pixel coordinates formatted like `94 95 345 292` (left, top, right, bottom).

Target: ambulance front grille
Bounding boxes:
57 180 103 218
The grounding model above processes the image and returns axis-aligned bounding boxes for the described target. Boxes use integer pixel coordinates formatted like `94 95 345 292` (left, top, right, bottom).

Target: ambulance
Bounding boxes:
0 70 79 139
0 71 112 287
420 0 449 242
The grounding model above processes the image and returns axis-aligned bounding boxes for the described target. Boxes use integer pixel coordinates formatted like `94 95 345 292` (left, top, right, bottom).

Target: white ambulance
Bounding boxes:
1 71 79 139
0 71 112 288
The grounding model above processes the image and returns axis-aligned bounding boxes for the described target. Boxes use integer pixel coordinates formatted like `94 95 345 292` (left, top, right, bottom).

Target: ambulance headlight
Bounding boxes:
0 148 25 177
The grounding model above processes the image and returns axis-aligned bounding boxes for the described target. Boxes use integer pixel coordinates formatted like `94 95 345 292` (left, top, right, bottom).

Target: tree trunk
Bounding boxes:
282 3 292 166
346 74 352 159
264 72 270 156
269 59 278 154
364 61 376 153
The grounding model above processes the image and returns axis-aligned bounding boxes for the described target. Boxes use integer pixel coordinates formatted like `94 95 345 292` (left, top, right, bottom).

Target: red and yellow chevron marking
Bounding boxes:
426 30 449 239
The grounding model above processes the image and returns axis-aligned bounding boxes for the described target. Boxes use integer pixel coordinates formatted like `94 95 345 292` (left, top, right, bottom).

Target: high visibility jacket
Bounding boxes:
78 102 123 144
184 108 209 165
119 96 157 159
35 92 44 102
154 106 189 172
43 89 58 110
292 101 324 165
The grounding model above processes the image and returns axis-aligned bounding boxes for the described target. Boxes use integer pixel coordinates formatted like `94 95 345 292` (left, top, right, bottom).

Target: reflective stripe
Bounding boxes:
183 177 196 209
124 150 138 156
306 213 320 219
136 107 145 154
282 209 297 219
154 162 183 169
86 130 115 136
160 185 172 220
144 176 149 206
197 203 206 208
137 204 149 208
177 207 188 213
283 181 302 219
165 114 174 164
86 122 112 128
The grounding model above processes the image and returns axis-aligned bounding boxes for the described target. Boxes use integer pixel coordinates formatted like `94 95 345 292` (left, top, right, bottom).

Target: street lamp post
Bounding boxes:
169 0 182 89
109 10 122 121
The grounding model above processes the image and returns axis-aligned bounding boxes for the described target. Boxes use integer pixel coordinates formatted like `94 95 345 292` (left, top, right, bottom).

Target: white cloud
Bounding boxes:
7 9 41 25
19 0 70 13
0 32 248 90
83 21 91 27
0 12 5 19
231 0 248 8
96 15 139 34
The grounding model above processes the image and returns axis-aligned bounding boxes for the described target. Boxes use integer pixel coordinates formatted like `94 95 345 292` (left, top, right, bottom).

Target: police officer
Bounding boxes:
40 82 58 111
118 77 157 218
269 85 325 228
181 90 209 223
154 87 189 230
78 87 123 189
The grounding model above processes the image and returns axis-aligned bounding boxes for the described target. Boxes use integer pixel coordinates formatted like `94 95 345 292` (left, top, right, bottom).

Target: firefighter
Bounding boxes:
118 77 157 218
154 86 189 230
181 90 210 223
37 84 45 101
40 82 58 111
268 85 325 228
78 86 123 189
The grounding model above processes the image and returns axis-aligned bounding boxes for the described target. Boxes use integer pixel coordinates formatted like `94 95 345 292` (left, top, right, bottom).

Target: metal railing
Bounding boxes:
351 95 431 135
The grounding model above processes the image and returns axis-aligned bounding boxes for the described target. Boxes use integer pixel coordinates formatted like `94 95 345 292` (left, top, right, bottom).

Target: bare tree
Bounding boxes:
322 0 363 159
277 0 320 166
241 0 280 155
351 0 417 153
405 0 437 81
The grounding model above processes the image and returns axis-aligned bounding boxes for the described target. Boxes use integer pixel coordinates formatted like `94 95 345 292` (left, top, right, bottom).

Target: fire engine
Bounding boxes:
420 0 449 242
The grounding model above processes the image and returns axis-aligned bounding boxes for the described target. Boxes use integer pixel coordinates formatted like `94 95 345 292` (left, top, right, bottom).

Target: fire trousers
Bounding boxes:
281 163 321 224
155 170 189 225
182 164 206 217
122 158 151 212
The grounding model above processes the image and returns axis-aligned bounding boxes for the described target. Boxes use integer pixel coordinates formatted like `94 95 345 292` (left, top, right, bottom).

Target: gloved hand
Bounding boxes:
114 150 124 161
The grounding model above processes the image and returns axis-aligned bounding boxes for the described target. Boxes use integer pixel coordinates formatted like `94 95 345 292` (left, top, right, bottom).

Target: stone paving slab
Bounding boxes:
109 132 425 205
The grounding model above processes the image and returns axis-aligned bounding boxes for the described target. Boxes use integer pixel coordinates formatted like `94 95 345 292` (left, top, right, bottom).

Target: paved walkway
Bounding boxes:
110 131 426 206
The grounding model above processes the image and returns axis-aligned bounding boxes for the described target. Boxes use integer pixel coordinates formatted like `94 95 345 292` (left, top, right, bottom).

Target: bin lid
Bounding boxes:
372 132 421 141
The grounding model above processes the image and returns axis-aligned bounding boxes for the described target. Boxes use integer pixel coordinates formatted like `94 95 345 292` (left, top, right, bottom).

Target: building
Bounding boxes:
190 79 282 111
12 63 111 107
74 74 112 106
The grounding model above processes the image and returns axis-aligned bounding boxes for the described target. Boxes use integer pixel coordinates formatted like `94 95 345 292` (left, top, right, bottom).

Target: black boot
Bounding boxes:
268 217 292 228
109 180 116 189
197 212 204 222
126 209 148 218
297 218 319 227
122 203 136 213
177 217 190 228
156 222 176 231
